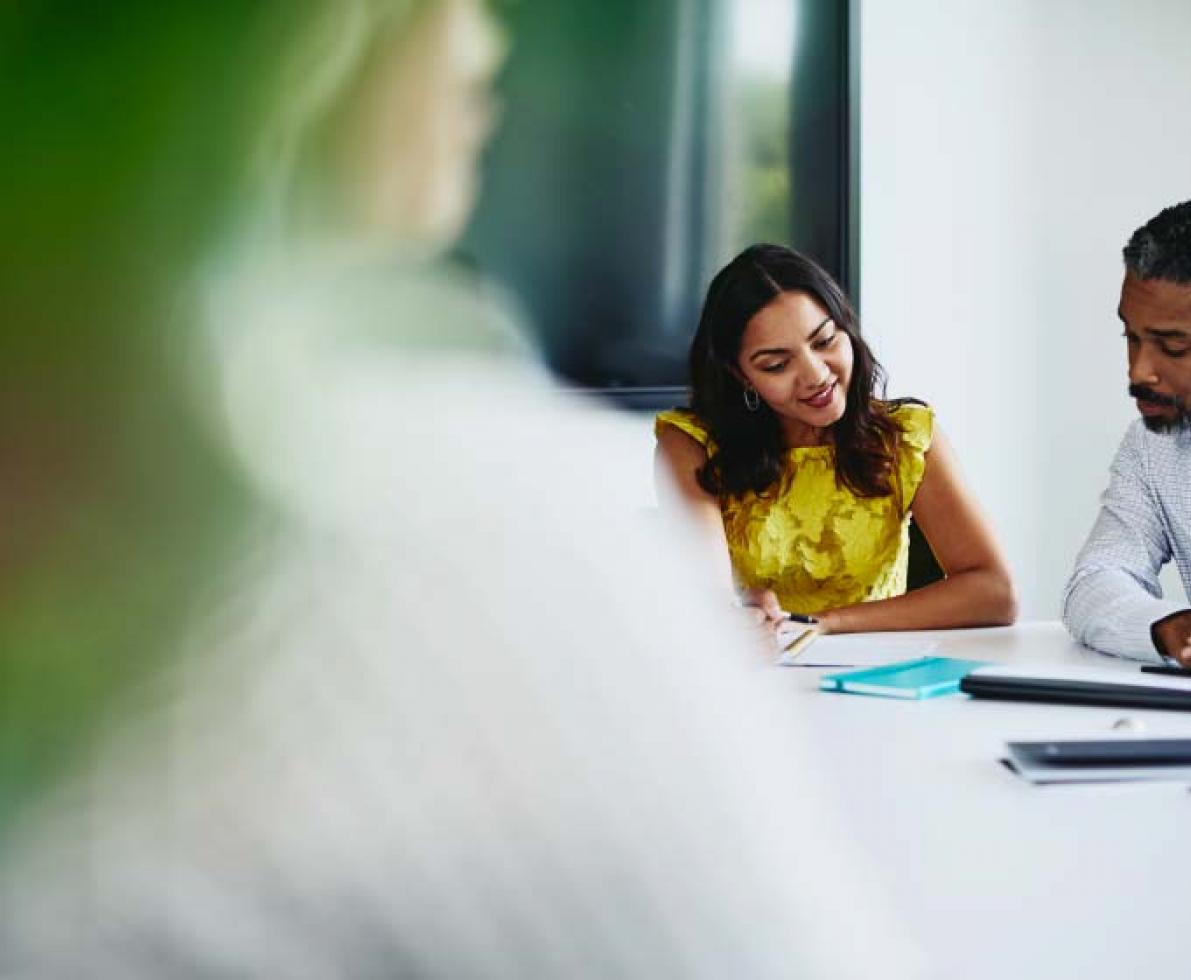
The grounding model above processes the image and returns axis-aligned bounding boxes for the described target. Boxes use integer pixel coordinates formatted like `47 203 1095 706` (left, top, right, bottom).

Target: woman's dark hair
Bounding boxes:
689 243 905 500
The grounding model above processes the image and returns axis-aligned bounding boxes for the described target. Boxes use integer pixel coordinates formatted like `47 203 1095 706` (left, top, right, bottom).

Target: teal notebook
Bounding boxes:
819 656 988 700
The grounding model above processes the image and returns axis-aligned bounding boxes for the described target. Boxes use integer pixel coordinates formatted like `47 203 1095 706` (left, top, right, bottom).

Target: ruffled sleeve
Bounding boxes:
893 402 934 514
655 409 714 451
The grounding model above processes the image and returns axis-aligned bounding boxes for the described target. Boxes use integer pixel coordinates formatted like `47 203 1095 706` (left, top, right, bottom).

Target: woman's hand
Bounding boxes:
740 588 787 629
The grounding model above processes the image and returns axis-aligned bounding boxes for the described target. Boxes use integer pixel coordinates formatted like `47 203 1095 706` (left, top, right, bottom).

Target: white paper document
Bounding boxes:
777 633 939 668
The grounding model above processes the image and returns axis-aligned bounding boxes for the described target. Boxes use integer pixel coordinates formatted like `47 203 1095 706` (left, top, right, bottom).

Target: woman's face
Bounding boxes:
735 289 853 442
334 0 505 247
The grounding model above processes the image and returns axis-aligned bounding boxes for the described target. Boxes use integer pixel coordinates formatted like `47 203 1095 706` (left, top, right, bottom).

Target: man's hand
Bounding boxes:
1152 609 1191 666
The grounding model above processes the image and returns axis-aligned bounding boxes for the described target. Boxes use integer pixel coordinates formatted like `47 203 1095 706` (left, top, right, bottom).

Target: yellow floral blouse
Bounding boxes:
655 403 934 615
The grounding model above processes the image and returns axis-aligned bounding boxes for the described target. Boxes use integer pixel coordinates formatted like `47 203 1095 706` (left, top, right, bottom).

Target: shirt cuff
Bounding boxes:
1067 585 1186 664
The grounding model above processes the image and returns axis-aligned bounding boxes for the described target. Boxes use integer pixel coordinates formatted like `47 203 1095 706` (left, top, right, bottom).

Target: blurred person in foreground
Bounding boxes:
0 1 924 976
1064 200 1191 665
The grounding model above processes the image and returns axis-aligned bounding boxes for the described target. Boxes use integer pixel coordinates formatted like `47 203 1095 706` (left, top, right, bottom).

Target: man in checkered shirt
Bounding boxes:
1064 200 1191 665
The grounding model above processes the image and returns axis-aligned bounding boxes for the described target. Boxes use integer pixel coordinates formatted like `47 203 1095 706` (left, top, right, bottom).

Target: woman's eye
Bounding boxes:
813 331 837 350
1161 346 1190 358
759 361 787 373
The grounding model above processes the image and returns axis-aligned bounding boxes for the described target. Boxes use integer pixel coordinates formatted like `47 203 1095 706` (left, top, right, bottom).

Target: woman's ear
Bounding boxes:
726 362 748 387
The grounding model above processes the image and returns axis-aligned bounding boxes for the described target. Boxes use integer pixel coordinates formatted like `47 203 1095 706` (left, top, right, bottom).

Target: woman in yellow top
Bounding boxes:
655 244 1016 635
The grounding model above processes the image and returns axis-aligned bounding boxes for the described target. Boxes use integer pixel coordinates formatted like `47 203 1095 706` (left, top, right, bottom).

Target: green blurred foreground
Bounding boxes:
0 3 293 833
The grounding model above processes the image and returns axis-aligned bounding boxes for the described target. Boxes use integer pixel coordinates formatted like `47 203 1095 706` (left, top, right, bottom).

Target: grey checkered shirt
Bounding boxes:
1063 419 1191 662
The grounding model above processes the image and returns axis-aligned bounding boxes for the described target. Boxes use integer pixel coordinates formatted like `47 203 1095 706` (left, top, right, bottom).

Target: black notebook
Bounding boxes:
961 664 1191 712
1005 736 1191 783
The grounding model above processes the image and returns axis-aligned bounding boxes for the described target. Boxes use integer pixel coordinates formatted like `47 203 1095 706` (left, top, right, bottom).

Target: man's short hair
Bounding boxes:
1124 200 1191 285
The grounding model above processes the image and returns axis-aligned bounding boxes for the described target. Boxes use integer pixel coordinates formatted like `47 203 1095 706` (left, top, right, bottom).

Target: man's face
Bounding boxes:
1119 272 1191 433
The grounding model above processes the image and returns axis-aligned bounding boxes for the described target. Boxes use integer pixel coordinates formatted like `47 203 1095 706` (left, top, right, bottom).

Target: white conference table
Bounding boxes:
785 621 1191 979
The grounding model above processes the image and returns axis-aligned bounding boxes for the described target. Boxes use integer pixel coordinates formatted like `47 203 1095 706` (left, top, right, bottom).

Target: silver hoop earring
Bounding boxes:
743 385 760 412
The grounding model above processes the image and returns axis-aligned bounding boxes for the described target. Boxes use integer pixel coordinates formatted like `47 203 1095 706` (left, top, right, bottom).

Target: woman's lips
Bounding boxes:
800 381 836 409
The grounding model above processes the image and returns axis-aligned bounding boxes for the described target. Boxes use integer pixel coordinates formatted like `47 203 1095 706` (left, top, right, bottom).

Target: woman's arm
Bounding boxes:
654 426 788 628
654 425 737 595
817 426 1017 634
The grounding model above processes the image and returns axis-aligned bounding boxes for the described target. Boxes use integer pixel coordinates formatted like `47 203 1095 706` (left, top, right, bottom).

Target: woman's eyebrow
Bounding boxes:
747 317 835 361
807 316 833 341
748 346 788 360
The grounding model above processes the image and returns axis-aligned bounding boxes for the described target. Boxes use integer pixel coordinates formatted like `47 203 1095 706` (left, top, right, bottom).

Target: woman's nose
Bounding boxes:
799 353 831 389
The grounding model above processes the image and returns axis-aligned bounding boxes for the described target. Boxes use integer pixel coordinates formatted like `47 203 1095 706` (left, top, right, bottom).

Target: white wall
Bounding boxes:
859 0 1191 618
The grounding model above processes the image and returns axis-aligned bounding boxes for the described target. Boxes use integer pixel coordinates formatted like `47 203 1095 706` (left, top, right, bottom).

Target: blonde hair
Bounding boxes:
245 0 430 247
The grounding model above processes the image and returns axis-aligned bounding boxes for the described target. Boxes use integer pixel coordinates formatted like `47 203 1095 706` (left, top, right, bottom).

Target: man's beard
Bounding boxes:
1129 383 1189 433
